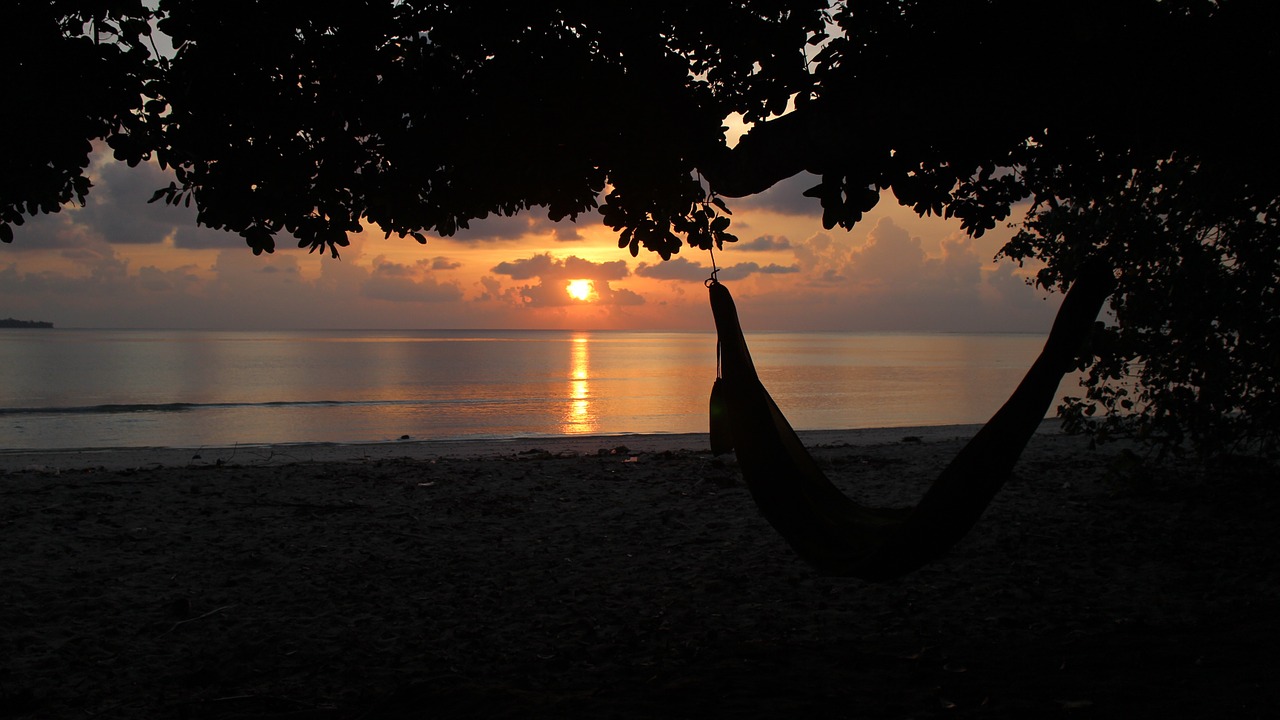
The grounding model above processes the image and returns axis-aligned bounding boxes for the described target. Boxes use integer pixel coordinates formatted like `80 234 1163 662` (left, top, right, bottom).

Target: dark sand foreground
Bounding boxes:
2 427 1277 719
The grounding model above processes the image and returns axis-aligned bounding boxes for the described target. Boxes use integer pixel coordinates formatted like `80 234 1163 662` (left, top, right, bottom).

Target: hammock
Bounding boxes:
707 264 1114 580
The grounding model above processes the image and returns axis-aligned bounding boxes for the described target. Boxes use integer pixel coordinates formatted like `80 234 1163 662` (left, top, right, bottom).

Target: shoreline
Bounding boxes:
0 421 1027 473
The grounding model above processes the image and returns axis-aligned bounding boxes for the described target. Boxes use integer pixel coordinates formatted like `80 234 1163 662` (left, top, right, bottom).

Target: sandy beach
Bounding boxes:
2 424 1277 719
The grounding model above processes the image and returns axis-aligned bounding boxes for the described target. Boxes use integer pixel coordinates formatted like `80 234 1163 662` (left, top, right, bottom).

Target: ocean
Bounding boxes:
0 328 1069 450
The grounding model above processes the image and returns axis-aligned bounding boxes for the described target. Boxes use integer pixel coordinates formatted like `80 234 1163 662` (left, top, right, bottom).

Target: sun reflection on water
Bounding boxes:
561 334 597 434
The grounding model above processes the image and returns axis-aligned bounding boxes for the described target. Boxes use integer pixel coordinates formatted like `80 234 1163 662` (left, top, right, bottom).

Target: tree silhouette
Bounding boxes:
1 0 153 244
4 0 1277 453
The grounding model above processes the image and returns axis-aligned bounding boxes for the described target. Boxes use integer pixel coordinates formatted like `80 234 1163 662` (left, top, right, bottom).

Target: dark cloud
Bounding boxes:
492 257 539 279
635 257 713 282
752 262 801 274
635 256 798 283
6 150 332 253
605 286 645 306
60 245 129 278
3 152 246 250
718 262 801 281
79 160 184 245
736 235 792 251
0 212 89 250
726 172 822 217
370 259 417 277
451 213 531 241
171 225 253 250
492 253 628 282
432 256 462 270
551 224 584 242
493 254 550 280
476 275 503 301
10 146 586 255
563 255 628 281
450 207 596 243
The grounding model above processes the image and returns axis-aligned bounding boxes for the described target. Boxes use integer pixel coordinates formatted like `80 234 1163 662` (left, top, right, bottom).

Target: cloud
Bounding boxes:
20 145 536 251
635 256 799 283
361 274 463 303
791 231 850 279
475 275 504 301
75 160 178 245
3 208 103 251
635 257 712 282
2 151 248 251
136 264 201 293
741 216 1062 331
359 256 464 303
431 256 462 270
492 253 628 282
448 207 593 242
846 216 927 285
726 172 823 217
490 252 642 307
735 235 792 251
369 258 416 277
79 156 243 249
604 287 645 306
170 225 254 250
717 262 800 281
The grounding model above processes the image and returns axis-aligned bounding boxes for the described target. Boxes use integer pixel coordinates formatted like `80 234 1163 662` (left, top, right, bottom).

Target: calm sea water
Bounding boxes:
0 329 1069 450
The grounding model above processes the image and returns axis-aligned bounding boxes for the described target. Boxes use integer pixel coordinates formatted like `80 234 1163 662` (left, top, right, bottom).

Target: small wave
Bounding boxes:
0 399 435 416
0 396 543 417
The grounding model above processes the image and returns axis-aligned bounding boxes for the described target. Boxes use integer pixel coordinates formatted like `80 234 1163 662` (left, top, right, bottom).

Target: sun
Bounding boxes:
566 279 595 301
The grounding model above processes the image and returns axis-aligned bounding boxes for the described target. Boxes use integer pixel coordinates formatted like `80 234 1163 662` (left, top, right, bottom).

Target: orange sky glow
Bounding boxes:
0 147 1063 332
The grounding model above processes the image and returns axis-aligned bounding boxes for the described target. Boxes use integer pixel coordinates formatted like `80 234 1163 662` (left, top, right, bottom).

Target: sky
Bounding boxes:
0 145 1064 332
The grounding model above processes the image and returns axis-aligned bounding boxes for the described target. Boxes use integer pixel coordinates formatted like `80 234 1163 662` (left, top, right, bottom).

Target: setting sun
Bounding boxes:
566 279 595 301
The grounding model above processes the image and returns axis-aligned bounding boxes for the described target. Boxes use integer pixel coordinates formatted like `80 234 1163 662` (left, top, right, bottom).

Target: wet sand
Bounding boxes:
2 425 1277 718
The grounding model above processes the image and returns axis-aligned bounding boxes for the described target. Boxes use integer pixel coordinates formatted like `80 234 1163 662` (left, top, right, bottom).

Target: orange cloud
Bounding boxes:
490 253 642 307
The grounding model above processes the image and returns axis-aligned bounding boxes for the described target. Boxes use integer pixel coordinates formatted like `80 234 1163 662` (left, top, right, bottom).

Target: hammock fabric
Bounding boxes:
708 264 1115 580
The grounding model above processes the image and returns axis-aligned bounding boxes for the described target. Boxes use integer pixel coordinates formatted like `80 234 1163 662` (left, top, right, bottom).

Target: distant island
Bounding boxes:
0 317 54 329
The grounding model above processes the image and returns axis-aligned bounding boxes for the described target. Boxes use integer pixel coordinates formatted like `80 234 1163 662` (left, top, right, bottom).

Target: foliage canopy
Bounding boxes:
3 0 1278 453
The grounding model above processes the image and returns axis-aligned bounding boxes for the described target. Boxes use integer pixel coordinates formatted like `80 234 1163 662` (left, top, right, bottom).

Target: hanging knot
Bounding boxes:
705 246 720 287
